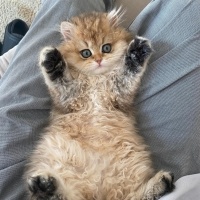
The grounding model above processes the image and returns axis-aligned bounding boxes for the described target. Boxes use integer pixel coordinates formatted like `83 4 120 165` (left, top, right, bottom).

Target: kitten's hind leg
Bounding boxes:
143 171 175 200
27 175 65 200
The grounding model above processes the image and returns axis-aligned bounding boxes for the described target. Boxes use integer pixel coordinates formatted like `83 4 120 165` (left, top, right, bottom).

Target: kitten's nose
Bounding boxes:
95 59 102 65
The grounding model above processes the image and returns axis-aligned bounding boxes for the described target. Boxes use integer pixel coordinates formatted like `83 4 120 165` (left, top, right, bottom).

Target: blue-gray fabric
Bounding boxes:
0 0 199 199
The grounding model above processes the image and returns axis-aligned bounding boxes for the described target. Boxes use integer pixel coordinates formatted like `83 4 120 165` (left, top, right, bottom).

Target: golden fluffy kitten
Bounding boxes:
25 9 174 200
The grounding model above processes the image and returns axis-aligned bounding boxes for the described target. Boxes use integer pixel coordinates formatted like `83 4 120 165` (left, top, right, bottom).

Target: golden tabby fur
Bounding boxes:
25 9 174 200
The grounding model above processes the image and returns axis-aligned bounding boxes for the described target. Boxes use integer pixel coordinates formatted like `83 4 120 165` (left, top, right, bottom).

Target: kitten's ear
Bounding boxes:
60 21 75 40
107 7 125 27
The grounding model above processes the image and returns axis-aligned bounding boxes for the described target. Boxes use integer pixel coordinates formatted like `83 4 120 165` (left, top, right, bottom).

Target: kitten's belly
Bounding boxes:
39 110 147 167
29 111 151 199
50 110 139 149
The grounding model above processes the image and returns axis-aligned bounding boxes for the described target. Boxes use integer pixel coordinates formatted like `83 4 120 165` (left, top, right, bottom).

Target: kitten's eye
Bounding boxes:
102 44 112 53
80 49 92 58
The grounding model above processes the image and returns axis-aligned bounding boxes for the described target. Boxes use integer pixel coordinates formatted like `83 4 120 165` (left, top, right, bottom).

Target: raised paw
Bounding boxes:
39 47 65 81
28 176 60 200
125 36 152 73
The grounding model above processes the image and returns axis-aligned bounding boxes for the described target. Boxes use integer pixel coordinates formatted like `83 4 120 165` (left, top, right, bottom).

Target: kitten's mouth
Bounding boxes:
95 63 103 68
91 63 110 75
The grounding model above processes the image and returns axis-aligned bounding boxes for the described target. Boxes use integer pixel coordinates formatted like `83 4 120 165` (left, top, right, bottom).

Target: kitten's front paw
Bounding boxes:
125 37 152 73
40 47 65 81
28 175 61 200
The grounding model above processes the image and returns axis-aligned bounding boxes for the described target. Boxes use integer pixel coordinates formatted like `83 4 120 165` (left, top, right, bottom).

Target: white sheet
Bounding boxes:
161 174 200 200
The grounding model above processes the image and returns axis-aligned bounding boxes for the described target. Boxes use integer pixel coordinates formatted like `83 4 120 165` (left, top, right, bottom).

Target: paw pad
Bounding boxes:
125 37 152 72
161 173 175 195
28 176 57 199
40 47 65 81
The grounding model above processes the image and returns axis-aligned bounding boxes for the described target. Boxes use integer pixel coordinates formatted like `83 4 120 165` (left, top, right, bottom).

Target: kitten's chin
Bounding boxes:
88 63 115 75
92 65 111 75
80 60 122 76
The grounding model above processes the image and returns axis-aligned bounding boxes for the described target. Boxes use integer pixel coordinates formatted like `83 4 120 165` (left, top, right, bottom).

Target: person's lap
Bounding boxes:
0 0 200 199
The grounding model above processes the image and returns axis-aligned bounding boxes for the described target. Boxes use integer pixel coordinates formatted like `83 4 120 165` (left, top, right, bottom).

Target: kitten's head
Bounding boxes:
60 9 133 75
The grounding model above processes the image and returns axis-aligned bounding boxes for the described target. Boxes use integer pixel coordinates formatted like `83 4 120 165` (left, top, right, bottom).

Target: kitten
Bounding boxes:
25 9 174 200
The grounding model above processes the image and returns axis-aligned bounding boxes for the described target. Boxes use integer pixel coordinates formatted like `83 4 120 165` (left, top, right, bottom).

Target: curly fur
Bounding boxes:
25 9 174 200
